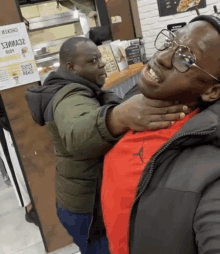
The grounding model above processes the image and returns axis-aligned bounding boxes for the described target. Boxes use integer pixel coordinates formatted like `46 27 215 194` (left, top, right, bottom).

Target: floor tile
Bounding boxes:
49 243 80 254
13 241 80 254
14 242 46 254
0 170 80 254
0 208 42 254
0 172 9 191
0 186 20 216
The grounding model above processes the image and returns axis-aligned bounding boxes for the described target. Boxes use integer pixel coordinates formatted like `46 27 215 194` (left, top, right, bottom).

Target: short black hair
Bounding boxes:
190 15 220 36
59 37 92 65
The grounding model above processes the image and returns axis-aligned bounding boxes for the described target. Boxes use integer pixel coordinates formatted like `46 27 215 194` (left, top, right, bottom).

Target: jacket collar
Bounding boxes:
55 68 103 96
151 100 220 162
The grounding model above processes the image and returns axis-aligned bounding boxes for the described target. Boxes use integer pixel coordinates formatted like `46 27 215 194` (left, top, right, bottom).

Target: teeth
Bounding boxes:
149 68 159 81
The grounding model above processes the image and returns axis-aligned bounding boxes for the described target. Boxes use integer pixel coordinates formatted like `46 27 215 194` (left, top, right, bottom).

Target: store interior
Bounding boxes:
20 0 101 83
18 0 145 85
1 0 220 254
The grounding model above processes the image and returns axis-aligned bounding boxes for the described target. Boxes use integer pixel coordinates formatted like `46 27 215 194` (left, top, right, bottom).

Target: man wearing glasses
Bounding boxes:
101 15 220 254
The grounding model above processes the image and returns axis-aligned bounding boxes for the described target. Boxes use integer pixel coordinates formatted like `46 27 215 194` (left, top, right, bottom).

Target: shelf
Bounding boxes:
35 53 59 64
25 11 79 31
32 37 72 59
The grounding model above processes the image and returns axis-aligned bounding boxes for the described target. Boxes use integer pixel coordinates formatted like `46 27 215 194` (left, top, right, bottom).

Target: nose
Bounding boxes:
99 59 106 68
154 48 174 70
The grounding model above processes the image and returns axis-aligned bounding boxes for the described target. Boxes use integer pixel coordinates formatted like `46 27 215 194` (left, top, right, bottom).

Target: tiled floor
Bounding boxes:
0 173 80 254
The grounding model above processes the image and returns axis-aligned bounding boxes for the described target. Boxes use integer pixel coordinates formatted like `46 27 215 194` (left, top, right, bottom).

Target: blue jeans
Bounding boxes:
56 203 110 254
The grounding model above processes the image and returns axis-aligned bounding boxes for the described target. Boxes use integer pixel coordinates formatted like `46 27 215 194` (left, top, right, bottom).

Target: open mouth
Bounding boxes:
147 66 160 83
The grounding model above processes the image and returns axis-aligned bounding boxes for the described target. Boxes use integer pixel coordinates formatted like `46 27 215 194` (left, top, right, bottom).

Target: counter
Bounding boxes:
103 62 144 98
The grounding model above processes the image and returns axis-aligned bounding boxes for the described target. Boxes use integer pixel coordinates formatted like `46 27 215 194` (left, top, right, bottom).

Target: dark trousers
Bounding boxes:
56 203 110 254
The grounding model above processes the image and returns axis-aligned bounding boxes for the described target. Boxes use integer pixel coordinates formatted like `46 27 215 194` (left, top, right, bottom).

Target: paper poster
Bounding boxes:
157 0 206 17
98 44 119 77
0 22 40 91
110 40 128 71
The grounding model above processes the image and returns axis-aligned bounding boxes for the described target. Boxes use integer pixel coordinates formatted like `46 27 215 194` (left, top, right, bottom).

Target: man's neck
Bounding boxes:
185 101 199 112
56 66 75 80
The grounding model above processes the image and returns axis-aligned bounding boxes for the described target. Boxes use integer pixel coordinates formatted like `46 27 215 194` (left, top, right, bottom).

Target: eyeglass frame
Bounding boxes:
154 29 220 83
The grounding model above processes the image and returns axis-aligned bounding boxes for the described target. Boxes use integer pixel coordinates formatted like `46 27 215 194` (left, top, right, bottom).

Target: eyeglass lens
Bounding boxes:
173 46 196 73
155 30 174 51
155 30 196 73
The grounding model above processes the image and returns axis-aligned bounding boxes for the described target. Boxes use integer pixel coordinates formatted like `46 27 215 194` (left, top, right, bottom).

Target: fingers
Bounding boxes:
162 105 188 114
159 113 185 121
144 121 174 130
147 104 188 115
142 97 181 108
141 97 189 113
137 118 185 131
130 112 185 131
137 112 184 125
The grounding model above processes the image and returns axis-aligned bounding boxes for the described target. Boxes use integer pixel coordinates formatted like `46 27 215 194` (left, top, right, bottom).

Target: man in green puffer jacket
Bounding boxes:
25 37 188 254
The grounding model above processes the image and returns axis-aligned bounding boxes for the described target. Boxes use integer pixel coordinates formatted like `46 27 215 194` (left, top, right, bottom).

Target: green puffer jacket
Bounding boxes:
26 71 122 213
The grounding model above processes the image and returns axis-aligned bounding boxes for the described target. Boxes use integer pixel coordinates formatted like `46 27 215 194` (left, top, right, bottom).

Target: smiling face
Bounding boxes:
138 21 220 104
67 41 106 86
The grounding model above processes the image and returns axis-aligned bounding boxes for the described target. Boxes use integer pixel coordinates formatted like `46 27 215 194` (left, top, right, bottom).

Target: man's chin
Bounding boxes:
136 84 155 99
96 79 106 87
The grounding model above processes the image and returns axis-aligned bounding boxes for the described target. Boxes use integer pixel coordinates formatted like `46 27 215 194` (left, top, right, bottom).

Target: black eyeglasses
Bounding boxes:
154 29 220 83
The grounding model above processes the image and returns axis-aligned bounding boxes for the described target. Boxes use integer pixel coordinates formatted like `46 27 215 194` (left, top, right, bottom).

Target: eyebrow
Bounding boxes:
86 54 101 62
89 53 101 58
173 32 206 55
196 41 206 54
85 55 98 61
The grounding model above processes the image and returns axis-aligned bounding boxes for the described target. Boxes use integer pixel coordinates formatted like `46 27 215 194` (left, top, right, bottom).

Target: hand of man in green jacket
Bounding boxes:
107 94 190 136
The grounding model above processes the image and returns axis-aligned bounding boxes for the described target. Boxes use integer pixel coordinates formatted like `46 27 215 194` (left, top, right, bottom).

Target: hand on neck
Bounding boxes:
183 101 199 113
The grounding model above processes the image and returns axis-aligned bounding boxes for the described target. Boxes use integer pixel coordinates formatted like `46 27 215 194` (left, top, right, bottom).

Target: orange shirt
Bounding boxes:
101 110 198 254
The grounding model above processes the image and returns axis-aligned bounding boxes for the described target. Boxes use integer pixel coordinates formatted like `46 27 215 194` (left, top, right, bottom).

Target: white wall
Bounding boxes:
137 0 220 57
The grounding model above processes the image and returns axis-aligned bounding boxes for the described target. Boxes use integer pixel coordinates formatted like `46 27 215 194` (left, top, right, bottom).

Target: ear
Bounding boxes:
201 84 220 102
66 62 76 73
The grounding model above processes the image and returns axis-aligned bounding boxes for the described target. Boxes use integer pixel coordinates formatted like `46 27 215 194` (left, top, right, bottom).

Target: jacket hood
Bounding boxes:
26 71 121 126
26 72 73 126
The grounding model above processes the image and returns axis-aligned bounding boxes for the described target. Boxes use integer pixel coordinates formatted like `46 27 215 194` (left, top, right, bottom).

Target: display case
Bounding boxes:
32 38 73 83
20 0 91 83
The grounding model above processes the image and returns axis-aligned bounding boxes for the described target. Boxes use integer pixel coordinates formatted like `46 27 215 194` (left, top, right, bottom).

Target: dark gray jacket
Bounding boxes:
129 99 220 254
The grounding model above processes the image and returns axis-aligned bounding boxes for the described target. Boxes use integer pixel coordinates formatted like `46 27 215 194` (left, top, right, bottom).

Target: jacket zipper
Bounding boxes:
128 129 215 254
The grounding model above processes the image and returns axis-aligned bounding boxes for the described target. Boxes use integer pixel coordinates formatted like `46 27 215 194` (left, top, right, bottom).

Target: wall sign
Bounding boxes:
0 22 40 91
125 45 142 65
98 44 119 77
157 0 206 17
167 22 186 32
